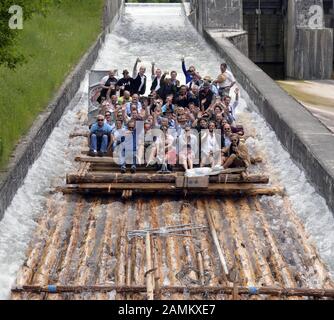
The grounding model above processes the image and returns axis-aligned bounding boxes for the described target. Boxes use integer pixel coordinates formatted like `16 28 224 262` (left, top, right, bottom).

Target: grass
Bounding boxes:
0 0 105 169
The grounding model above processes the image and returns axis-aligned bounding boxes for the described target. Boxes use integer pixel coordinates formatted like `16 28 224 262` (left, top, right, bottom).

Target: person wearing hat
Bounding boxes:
117 69 133 97
199 81 214 112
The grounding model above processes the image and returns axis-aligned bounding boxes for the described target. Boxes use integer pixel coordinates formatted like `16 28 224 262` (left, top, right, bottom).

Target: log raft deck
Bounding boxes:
11 142 334 300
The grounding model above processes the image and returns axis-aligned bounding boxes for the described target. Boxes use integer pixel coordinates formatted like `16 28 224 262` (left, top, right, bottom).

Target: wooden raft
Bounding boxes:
56 155 284 198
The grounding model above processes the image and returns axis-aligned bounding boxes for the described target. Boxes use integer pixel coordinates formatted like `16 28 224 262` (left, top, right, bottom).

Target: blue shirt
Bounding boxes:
182 61 193 84
162 103 175 114
126 101 142 116
90 123 113 135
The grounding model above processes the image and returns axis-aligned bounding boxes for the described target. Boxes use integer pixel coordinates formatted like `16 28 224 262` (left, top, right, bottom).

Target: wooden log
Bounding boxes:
31 200 69 286
204 203 229 281
78 155 263 167
115 202 128 300
145 233 154 300
197 252 205 286
90 165 186 173
250 157 262 164
148 199 165 300
253 199 296 288
11 285 334 298
11 197 60 300
281 198 334 289
95 201 117 300
223 199 257 287
77 156 247 170
133 200 147 301
69 132 89 139
163 201 183 300
59 183 284 197
66 173 269 185
232 270 239 300
237 198 277 287
194 200 221 287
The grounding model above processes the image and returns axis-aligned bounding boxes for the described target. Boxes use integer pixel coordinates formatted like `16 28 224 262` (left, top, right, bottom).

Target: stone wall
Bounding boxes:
0 0 124 220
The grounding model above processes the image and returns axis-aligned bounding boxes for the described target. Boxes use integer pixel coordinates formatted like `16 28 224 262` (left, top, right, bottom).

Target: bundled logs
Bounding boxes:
59 183 284 197
11 285 334 298
66 173 269 185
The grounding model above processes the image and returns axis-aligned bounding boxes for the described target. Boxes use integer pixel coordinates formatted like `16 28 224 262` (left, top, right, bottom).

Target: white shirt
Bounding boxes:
100 75 109 86
229 100 239 123
201 131 220 155
224 134 232 148
220 70 236 88
138 74 145 92
126 101 143 115
113 128 125 142
208 133 216 152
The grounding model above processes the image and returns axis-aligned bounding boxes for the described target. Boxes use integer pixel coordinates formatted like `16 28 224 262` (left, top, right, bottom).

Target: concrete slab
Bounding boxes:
277 80 334 132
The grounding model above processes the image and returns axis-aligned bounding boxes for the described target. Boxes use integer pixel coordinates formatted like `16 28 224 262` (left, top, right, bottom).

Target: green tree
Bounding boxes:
0 0 57 69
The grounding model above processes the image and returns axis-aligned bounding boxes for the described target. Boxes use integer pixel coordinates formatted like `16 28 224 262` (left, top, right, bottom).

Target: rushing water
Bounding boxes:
0 4 334 299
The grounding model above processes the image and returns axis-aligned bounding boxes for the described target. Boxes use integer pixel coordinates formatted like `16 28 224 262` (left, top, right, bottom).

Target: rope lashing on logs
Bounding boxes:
144 268 157 278
47 285 57 293
127 224 207 240
248 286 258 295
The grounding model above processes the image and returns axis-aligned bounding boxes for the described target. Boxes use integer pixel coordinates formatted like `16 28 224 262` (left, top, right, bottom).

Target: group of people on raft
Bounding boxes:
89 57 250 174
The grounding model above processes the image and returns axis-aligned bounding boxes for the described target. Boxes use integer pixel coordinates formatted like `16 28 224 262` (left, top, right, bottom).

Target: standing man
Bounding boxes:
131 58 147 95
150 62 163 93
216 63 236 97
117 69 133 97
97 70 118 104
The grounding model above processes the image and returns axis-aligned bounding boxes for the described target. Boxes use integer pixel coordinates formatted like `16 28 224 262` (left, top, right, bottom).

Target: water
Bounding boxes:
0 3 334 299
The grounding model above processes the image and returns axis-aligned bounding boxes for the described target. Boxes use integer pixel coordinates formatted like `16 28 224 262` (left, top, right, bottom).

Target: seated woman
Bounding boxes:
223 134 250 178
155 123 176 172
